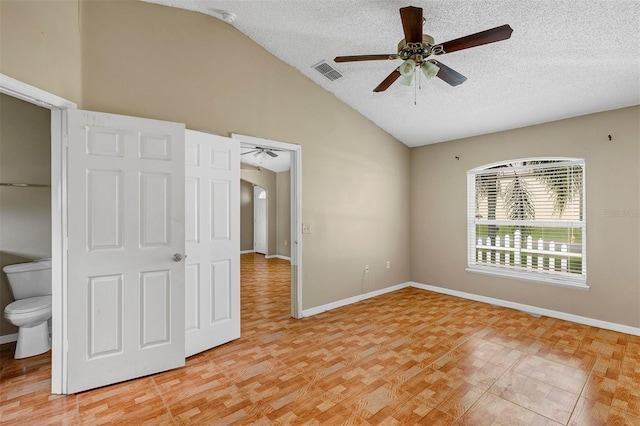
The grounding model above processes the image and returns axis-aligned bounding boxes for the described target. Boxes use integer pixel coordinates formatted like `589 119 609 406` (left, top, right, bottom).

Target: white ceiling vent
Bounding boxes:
312 61 343 81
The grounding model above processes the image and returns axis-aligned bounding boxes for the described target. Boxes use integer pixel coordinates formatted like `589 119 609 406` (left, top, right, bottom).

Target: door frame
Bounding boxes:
232 133 303 319
0 74 76 394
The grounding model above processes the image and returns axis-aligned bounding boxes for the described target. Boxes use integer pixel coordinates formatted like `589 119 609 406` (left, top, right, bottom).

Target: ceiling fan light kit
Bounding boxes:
421 61 440 79
399 59 416 86
334 5 513 92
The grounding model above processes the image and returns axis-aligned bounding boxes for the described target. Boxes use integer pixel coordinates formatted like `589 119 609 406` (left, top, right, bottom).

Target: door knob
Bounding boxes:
172 253 184 262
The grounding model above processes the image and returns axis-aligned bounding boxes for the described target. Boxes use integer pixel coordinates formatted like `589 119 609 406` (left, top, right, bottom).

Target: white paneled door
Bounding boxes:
184 130 240 357
65 110 185 393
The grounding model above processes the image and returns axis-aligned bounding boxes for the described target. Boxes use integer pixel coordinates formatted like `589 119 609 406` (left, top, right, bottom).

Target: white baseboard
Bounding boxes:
265 255 291 261
302 282 410 318
0 333 18 344
241 251 290 261
299 281 640 337
410 282 640 337
265 254 290 261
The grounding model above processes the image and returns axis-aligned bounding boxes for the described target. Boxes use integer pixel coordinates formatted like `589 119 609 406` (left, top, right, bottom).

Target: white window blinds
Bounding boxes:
467 158 586 288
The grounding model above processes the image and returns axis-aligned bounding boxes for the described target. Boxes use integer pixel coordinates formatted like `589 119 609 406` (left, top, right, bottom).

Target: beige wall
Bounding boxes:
79 0 411 309
0 94 52 335
240 179 254 252
0 0 82 104
411 106 640 328
276 171 291 258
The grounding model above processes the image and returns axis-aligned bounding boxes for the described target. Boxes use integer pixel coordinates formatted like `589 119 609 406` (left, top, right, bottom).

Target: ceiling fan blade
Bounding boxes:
438 24 513 54
241 150 259 155
265 150 278 157
373 69 401 92
430 60 467 86
334 54 399 63
399 6 423 44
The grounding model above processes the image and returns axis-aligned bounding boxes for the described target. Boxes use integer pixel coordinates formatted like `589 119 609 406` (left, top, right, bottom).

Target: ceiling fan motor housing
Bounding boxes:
397 34 443 65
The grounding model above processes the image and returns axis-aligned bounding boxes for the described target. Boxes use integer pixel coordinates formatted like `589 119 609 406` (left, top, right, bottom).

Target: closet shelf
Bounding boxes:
0 183 51 188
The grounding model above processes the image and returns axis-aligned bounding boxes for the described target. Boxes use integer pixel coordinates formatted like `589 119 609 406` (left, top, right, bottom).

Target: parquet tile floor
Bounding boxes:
1 253 639 425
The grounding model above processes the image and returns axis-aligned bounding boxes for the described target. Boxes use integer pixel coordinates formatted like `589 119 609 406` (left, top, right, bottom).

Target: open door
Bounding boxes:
65 109 185 393
184 130 240 358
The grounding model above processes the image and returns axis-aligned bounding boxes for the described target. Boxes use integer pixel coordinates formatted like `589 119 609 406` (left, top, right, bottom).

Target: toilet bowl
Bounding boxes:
4 296 52 359
3 259 52 359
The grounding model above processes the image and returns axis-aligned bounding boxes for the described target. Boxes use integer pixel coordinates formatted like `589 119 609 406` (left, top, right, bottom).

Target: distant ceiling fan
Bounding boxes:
241 147 283 158
334 6 513 92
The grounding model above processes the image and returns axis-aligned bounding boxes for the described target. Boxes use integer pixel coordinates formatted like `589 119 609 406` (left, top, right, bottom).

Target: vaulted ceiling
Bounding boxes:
145 0 640 147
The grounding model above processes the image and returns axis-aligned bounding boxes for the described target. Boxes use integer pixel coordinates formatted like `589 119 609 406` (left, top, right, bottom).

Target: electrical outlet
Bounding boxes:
364 265 369 273
284 240 288 246
302 223 310 234
386 261 391 269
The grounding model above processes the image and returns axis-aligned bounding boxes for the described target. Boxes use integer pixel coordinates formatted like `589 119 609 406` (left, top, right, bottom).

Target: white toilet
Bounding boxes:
3 259 52 359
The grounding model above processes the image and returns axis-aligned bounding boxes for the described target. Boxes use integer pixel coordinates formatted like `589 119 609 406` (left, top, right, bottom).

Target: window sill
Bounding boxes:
466 266 589 290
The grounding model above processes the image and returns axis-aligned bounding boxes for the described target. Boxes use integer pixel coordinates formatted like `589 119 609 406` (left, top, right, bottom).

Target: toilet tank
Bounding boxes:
3 259 52 300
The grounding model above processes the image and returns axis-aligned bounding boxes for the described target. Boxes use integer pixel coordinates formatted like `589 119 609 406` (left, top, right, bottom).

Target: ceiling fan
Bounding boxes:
334 6 513 92
241 147 282 158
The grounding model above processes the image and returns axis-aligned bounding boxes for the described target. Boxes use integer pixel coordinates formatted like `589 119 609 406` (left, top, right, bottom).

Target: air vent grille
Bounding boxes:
312 61 343 81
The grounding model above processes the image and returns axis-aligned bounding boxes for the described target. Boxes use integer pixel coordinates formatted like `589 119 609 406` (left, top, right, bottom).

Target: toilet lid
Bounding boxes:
5 295 52 314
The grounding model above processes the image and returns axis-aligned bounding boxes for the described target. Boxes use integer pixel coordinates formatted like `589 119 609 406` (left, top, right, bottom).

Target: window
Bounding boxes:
467 158 586 288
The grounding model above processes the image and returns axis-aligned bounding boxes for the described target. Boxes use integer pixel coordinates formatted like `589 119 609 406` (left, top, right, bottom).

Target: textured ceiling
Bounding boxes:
145 0 640 147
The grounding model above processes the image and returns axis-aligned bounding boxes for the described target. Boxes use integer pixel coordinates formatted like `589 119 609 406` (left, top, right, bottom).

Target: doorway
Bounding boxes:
0 94 52 343
233 133 302 319
0 73 76 393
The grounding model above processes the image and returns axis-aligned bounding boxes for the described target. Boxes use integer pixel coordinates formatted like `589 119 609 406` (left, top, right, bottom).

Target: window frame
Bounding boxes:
466 157 588 290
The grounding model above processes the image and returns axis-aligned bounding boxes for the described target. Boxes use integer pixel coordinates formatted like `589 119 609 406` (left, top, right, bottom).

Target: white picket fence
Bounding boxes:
475 229 581 274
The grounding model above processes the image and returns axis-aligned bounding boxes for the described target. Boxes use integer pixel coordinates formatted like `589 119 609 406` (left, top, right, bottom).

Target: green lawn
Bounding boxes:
475 225 582 244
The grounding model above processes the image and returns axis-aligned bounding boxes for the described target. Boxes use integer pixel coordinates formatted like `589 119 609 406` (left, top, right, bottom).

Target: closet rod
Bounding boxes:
0 183 51 188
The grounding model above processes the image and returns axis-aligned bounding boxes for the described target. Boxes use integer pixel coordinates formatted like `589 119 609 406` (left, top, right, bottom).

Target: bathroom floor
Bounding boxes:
0 253 639 425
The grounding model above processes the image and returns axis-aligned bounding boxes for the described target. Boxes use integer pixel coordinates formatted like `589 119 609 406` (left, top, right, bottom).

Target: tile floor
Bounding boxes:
1 253 639 425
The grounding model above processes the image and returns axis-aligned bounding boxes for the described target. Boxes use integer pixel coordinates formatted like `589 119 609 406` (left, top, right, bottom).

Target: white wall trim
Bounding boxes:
0 333 18 345
410 282 640 337
240 250 254 254
302 282 411 318
300 280 640 336
0 74 76 109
